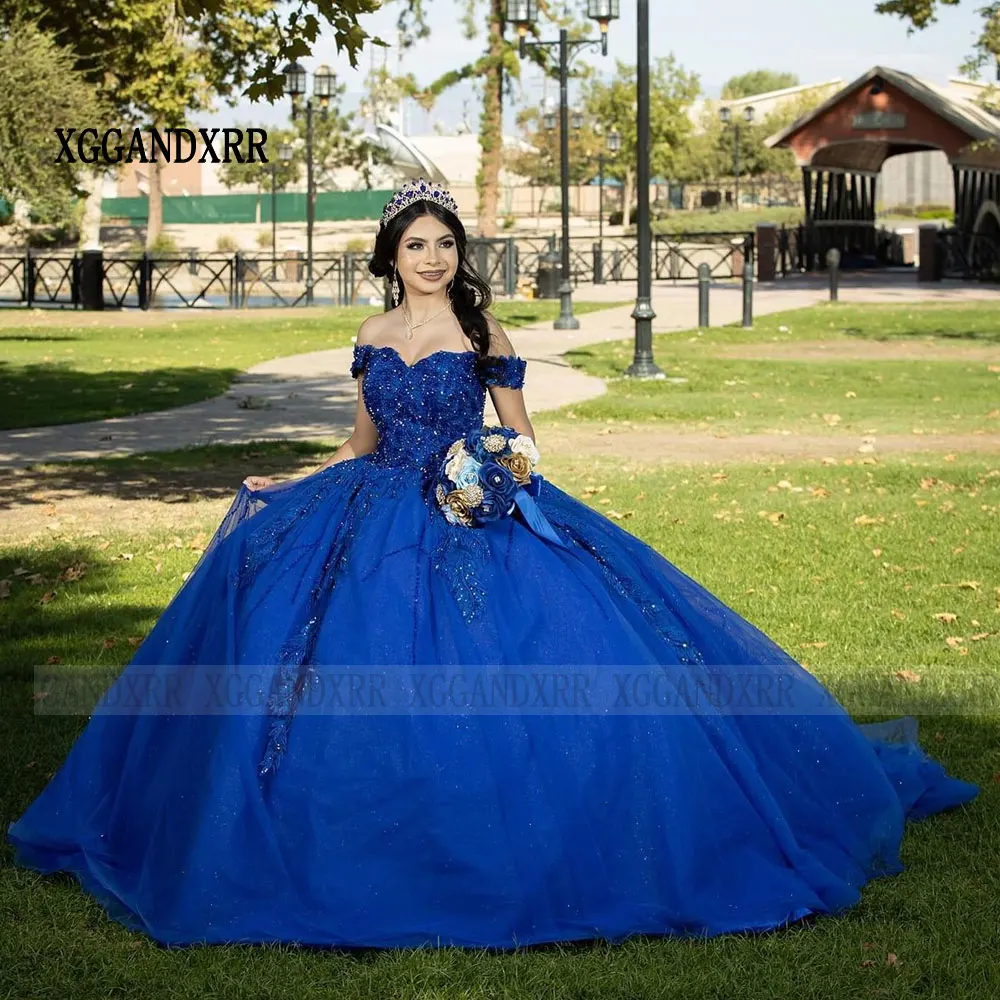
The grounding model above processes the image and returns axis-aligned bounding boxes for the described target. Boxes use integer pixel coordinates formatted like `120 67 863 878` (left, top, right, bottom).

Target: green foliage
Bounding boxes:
217 127 299 192
675 86 836 186
0 20 106 232
721 69 800 99
507 106 608 188
126 231 181 253
582 55 700 220
649 206 803 234
875 0 1000 75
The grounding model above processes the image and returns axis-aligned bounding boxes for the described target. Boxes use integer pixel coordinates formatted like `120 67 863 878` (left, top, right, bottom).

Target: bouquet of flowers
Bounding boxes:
434 425 541 527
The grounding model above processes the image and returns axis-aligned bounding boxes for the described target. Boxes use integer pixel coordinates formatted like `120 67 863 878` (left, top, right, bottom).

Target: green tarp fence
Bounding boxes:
102 190 395 224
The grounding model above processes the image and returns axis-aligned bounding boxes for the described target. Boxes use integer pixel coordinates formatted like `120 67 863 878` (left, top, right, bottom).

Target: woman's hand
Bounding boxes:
242 475 277 491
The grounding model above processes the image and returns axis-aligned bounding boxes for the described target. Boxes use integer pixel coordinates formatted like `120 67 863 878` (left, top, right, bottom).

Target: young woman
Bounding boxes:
8 178 977 950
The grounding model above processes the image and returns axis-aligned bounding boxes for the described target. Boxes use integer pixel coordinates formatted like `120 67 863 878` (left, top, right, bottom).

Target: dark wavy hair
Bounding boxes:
368 199 495 356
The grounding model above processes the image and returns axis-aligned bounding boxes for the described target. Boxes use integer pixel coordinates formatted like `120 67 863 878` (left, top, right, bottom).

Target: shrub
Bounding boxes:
126 231 180 255
216 233 239 252
256 230 273 248
344 237 370 254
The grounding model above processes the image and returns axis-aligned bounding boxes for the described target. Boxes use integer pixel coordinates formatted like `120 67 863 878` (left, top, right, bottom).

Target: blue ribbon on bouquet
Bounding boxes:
510 474 569 550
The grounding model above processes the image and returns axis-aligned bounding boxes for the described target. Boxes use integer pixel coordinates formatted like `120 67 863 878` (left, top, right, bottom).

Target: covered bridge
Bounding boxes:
765 66 1000 278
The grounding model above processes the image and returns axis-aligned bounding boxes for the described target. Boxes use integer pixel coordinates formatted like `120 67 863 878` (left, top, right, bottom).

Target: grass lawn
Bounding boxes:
0 300 624 431
2 444 998 998
541 302 1000 436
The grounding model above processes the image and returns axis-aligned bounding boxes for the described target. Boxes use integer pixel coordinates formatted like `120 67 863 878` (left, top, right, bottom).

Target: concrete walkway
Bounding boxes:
3 276 999 469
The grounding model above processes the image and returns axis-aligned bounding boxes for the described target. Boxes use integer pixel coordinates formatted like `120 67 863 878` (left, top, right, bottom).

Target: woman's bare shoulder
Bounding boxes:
357 310 398 346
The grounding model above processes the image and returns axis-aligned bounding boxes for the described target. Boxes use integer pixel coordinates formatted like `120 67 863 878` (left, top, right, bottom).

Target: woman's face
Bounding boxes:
394 215 459 298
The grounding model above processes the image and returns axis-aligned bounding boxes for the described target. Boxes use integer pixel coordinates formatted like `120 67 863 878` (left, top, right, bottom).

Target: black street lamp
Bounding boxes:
509 0 619 330
719 104 755 212
271 141 292 278
624 0 668 379
283 61 334 304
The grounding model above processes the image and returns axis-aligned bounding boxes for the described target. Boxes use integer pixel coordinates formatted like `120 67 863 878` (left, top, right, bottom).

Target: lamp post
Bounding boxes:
624 0 671 379
509 0 619 330
272 141 292 278
283 61 334 305
719 104 755 212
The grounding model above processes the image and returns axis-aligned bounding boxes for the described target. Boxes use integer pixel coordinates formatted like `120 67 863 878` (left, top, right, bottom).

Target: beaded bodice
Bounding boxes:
350 343 527 471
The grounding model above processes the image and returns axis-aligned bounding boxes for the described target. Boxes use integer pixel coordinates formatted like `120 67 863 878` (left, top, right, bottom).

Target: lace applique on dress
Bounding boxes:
477 354 526 390
548 504 706 668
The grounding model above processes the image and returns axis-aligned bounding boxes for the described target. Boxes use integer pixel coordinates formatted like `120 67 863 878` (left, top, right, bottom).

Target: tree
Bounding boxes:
583 55 700 226
389 1 602 236
0 19 106 237
721 69 800 99
875 1 1000 75
219 74 389 195
0 0 288 247
506 103 605 209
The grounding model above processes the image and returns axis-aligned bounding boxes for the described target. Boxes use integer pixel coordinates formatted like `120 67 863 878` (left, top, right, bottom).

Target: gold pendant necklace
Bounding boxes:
403 302 451 341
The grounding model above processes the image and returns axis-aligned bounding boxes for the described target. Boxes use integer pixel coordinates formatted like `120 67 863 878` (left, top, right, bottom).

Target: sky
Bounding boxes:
211 0 990 134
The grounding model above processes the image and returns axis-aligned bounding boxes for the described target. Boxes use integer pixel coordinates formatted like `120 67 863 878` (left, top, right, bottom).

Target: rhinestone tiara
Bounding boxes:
380 177 459 228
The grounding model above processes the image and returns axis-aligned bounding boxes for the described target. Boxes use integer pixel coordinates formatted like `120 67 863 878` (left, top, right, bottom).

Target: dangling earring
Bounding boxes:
391 267 401 307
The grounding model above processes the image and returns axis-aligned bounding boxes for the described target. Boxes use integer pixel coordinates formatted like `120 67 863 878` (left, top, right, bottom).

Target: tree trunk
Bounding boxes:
622 169 635 230
78 170 104 249
476 0 504 236
146 136 163 250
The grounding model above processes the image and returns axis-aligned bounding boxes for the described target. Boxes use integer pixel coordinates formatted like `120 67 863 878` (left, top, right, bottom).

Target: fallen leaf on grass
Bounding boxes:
886 953 900 968
31 691 50 702
45 656 60 664
800 641 828 649
97 540 111 551
127 636 144 648
101 638 116 650
39 591 56 605
933 612 958 624
894 670 921 683
119 553 134 561
945 636 965 648
891 609 906 620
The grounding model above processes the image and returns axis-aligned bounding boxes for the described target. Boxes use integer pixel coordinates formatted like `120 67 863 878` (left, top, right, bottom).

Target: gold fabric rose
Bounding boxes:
444 489 475 526
497 452 532 484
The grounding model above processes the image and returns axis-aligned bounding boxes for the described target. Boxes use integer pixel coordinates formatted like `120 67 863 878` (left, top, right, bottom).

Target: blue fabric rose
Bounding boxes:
480 461 517 502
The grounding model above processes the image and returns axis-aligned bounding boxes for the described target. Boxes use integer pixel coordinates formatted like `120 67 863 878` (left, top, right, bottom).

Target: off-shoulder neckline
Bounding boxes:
355 343 523 371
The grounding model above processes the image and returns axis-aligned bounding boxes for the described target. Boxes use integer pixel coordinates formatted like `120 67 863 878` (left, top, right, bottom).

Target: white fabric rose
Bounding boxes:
510 435 540 465
445 447 470 483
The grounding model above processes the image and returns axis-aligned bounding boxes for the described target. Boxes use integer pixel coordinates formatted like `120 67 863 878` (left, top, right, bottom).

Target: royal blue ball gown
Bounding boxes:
8 342 977 949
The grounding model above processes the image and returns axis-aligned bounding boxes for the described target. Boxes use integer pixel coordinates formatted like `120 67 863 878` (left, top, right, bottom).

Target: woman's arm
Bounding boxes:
485 314 535 443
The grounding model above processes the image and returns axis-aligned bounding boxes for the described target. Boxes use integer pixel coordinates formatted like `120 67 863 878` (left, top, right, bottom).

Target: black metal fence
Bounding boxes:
935 227 1000 281
0 231 755 310
775 222 908 275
